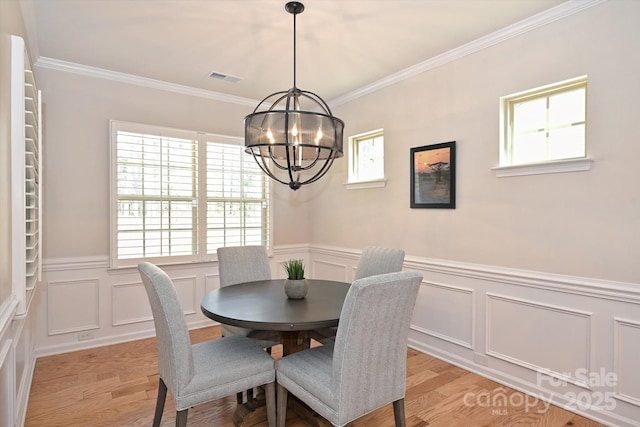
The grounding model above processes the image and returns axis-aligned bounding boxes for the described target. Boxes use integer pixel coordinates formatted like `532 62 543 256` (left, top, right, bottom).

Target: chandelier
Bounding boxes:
244 2 345 191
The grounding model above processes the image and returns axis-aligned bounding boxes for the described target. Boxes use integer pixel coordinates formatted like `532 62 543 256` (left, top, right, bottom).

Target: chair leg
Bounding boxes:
265 382 276 427
393 398 406 427
153 378 168 427
276 384 288 427
176 409 188 427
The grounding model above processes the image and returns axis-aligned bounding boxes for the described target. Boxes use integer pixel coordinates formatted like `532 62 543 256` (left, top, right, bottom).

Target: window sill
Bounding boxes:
492 158 593 178
345 179 387 190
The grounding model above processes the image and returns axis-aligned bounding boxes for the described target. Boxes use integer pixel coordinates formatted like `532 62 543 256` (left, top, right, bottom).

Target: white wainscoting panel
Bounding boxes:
11 309 37 427
486 293 592 388
614 317 640 406
48 278 100 335
412 281 474 349
112 275 198 326
0 338 15 427
311 259 349 282
172 276 198 316
112 281 152 326
204 273 219 294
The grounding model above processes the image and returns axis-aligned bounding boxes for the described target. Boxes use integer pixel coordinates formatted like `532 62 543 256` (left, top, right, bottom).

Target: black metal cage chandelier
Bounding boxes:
244 1 345 191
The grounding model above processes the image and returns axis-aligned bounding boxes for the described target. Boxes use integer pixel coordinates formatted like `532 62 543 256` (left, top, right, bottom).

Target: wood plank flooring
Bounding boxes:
25 326 605 426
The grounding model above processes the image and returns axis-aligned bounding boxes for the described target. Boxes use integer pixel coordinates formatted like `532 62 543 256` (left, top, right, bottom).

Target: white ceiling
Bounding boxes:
23 0 567 105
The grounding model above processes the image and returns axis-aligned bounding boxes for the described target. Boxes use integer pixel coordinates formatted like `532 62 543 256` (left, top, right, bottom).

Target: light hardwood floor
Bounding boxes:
25 326 604 426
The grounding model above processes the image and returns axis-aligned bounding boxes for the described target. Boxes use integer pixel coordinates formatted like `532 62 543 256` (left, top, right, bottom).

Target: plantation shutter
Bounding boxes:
206 139 268 253
110 122 270 267
114 127 197 261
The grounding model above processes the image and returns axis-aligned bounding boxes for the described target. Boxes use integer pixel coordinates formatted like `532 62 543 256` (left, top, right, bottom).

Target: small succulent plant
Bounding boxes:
281 259 305 280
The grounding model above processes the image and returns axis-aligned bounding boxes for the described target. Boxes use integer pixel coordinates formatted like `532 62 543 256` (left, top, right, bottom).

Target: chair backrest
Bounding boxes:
217 245 272 287
138 262 194 397
354 246 405 280
331 271 422 425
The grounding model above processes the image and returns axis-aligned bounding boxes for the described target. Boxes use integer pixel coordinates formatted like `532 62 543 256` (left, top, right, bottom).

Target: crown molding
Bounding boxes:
34 57 260 108
31 0 606 109
329 0 607 107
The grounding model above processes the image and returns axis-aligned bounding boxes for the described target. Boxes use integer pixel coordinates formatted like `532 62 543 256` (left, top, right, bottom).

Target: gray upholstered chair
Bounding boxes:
138 262 276 427
308 246 406 344
276 271 423 427
216 245 280 348
217 245 280 403
354 245 405 280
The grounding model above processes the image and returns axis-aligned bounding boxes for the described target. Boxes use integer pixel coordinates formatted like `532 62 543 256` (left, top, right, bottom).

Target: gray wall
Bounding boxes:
310 0 639 284
36 0 639 286
37 69 312 260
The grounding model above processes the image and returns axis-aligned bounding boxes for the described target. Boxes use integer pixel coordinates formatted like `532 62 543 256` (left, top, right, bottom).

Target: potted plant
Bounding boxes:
281 259 308 299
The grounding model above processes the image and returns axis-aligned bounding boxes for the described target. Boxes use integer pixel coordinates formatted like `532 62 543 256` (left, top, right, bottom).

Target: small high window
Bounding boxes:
500 77 587 167
347 129 385 188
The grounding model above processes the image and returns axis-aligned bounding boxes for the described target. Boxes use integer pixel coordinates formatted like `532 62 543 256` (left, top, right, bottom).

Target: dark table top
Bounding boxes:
201 279 350 331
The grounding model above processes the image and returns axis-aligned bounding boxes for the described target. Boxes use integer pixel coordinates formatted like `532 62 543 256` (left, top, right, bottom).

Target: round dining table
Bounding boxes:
201 278 350 355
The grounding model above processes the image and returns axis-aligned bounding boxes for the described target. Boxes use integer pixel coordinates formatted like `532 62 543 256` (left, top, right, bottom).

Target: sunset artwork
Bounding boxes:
414 148 450 174
410 141 456 209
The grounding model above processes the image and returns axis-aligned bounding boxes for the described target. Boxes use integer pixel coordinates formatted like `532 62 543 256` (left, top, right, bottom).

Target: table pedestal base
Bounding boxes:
233 394 268 427
233 331 326 426
287 396 332 427
279 330 308 354
232 392 331 427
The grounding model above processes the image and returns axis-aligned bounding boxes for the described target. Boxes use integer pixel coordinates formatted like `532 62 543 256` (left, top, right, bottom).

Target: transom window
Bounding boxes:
110 121 269 267
348 129 384 185
501 77 587 166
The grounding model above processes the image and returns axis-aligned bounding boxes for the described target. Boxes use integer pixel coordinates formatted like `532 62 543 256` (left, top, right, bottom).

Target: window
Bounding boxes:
499 76 588 173
110 121 269 267
347 129 385 188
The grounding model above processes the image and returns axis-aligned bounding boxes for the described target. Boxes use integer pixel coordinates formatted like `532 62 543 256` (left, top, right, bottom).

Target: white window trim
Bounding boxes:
347 128 385 187
499 76 588 172
345 179 387 190
492 157 593 178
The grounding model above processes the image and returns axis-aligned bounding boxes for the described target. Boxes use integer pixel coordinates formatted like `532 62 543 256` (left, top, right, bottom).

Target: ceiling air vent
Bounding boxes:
209 71 242 83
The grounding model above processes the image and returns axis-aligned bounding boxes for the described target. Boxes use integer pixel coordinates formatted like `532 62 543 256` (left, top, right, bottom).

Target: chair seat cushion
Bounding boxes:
276 344 338 424
175 336 275 410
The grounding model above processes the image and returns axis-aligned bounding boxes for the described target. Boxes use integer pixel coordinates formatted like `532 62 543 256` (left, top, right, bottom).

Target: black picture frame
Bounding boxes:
410 141 456 209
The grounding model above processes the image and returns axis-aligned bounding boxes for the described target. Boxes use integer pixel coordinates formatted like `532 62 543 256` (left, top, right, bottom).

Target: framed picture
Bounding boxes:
410 141 456 209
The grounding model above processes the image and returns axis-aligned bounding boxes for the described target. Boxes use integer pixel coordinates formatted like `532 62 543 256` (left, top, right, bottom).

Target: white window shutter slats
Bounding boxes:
110 122 269 267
